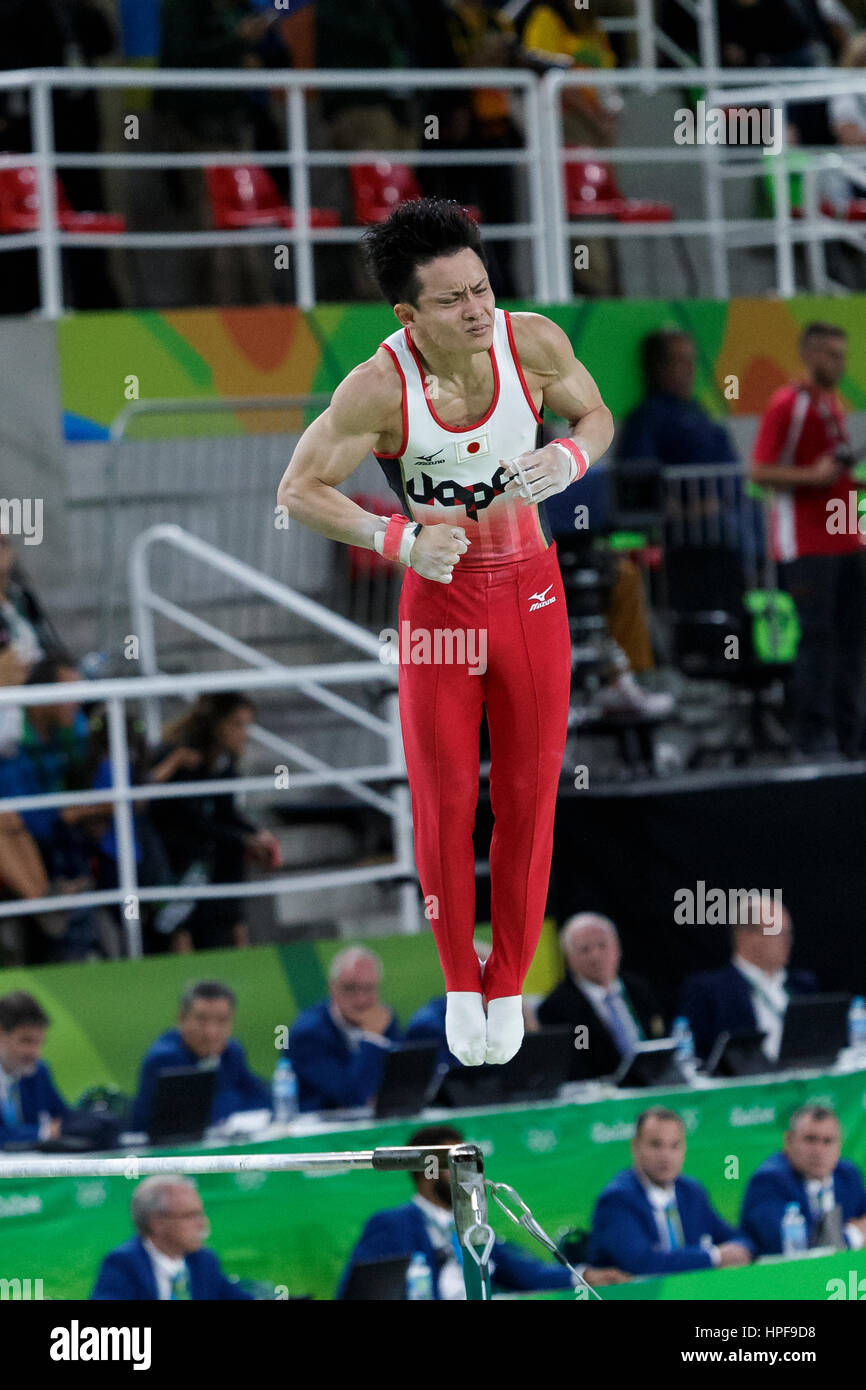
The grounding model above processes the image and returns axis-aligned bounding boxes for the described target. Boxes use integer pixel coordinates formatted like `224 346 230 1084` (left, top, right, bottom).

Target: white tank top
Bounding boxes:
374 308 552 568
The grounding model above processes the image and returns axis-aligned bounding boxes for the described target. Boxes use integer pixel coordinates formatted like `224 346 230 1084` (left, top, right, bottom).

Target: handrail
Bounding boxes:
4 63 866 312
0 525 424 951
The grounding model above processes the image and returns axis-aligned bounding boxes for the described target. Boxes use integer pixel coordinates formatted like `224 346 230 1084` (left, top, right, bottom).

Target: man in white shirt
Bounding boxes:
537 913 666 1078
338 1123 631 1298
681 897 818 1064
741 1105 866 1255
91 1175 252 1299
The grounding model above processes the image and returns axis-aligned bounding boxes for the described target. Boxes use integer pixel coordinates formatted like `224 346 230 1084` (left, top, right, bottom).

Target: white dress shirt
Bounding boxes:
577 976 641 1054
143 1239 187 1301
732 955 789 1061
803 1175 865 1251
411 1194 467 1300
638 1174 721 1265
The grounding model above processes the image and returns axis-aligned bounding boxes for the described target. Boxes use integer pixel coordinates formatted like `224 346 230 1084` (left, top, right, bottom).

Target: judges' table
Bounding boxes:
2 1067 865 1300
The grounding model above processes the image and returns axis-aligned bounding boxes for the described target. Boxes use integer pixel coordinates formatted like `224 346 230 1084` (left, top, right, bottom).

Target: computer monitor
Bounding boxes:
147 1065 218 1145
777 994 851 1069
373 1042 442 1120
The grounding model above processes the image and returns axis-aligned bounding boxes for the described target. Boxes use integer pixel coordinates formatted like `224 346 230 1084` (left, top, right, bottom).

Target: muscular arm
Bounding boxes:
276 352 404 551
511 311 615 465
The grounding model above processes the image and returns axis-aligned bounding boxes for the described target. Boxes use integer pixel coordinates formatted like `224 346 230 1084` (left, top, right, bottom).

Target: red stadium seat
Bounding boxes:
350 163 480 226
350 162 424 225
205 165 339 230
564 153 696 294
564 157 672 223
0 165 125 233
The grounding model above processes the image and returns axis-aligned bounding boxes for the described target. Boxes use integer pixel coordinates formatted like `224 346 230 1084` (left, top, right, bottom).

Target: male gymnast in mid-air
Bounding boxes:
277 199 613 1066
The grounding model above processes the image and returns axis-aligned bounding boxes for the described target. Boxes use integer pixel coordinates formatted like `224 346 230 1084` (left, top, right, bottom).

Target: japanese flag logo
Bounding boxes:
456 433 490 462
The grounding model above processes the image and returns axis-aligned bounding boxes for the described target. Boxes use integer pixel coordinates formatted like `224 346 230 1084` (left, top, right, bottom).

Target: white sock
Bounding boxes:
485 996 524 1065
445 992 487 1067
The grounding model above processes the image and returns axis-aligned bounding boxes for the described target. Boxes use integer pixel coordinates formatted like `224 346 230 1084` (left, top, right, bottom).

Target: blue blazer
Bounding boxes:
588 1168 754 1275
91 1235 252 1300
740 1152 866 1255
337 1201 573 1299
288 1000 402 1113
131 1030 270 1131
0 1059 68 1146
404 996 461 1070
679 962 818 1061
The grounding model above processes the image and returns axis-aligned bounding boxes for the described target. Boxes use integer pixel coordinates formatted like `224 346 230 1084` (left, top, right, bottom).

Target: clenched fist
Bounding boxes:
408 523 471 584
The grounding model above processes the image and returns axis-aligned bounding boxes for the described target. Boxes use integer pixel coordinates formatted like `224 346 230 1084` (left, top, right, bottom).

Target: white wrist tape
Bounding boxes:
399 522 421 566
552 439 590 485
372 517 391 556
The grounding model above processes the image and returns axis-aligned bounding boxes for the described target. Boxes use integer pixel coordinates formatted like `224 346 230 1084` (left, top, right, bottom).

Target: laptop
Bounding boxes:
147 1066 218 1145
705 1029 771 1078
340 1256 411 1301
777 994 851 1069
373 1042 442 1120
610 1040 687 1089
435 1027 574 1109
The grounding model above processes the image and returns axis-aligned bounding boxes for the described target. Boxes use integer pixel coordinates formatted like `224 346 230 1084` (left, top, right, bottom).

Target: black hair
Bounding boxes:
26 654 77 686
640 328 691 392
162 692 255 771
178 980 238 1017
362 198 487 306
406 1123 465 1187
800 321 847 347
0 990 50 1032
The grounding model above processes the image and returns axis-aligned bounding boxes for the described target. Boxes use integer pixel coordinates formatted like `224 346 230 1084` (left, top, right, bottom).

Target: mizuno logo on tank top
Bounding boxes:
373 308 554 568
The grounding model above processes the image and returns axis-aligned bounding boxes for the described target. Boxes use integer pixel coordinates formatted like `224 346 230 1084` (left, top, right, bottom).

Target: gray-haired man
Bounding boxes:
288 947 402 1112
91 1176 252 1300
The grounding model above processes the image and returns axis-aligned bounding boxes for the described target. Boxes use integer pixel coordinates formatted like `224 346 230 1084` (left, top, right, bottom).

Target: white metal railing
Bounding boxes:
0 66 548 314
0 526 427 954
540 65 866 303
4 64 866 314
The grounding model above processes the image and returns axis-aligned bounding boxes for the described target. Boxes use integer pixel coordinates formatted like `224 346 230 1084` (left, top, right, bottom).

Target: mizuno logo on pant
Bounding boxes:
529 585 555 611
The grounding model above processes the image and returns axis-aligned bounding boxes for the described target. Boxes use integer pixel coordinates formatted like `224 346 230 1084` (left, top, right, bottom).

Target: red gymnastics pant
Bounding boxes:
397 541 572 1001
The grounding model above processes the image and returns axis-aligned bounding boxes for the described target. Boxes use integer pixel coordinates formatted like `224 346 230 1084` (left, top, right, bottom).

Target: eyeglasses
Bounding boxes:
160 1210 207 1221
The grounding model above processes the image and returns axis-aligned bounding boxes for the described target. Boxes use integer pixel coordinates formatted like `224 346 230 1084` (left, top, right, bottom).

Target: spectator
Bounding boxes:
830 33 866 149
131 981 270 1132
0 991 68 1147
522 1 622 147
679 896 817 1064
719 0 836 145
91 1175 252 1299
338 1123 630 1296
537 913 666 1079
0 534 68 753
146 692 281 952
618 326 763 571
741 1105 866 1255
751 321 866 757
587 1106 754 1275
0 657 102 962
288 947 402 1113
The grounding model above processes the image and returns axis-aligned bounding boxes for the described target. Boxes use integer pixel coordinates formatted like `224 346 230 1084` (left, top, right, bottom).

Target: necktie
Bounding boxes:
170 1267 191 1300
602 991 634 1059
664 1200 684 1250
0 1080 19 1130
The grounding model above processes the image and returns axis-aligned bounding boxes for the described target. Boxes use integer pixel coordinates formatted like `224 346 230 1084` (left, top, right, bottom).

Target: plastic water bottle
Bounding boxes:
672 1016 697 1079
272 1057 298 1124
781 1202 808 1256
848 997 866 1060
405 1252 434 1300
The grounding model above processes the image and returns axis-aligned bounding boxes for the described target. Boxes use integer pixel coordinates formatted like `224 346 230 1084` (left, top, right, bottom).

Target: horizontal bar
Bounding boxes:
0 1144 467 1181
0 1151 377 1180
